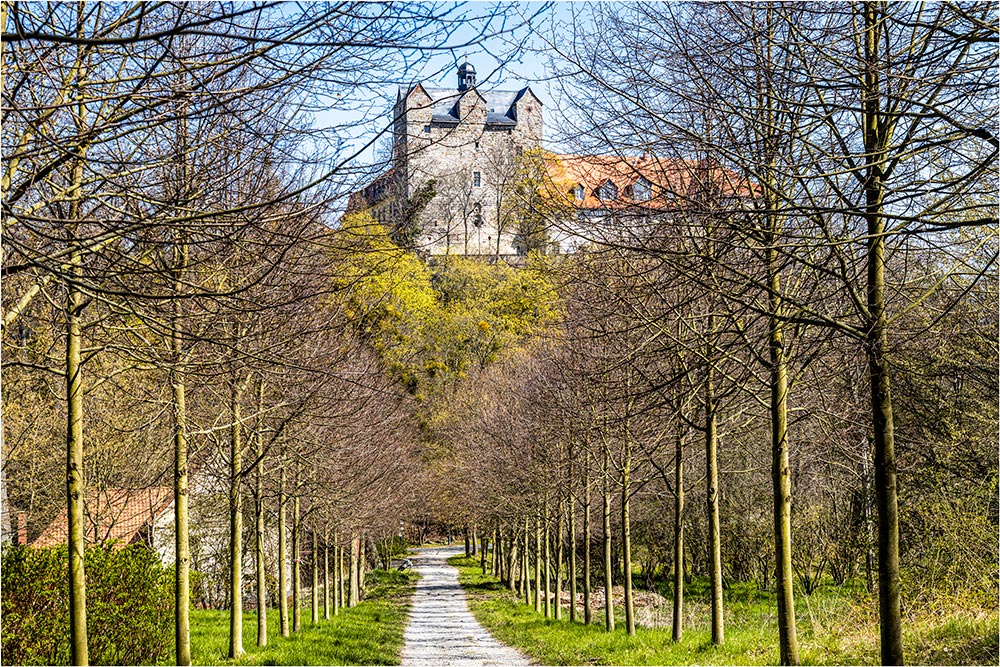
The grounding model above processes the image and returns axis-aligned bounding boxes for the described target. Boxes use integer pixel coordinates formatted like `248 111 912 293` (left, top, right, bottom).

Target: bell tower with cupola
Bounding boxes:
457 61 476 92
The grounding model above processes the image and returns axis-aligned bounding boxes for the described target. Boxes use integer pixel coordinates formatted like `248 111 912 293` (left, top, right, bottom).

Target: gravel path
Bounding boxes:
401 545 530 666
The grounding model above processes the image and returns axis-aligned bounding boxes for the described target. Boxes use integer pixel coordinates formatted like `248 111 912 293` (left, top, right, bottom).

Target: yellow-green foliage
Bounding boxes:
332 212 557 397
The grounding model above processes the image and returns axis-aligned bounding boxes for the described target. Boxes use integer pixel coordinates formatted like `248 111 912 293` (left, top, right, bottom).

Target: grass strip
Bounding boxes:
181 569 416 666
450 555 997 665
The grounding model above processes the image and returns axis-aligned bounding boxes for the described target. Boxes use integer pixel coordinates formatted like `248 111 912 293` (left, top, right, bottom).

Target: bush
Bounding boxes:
1 544 172 665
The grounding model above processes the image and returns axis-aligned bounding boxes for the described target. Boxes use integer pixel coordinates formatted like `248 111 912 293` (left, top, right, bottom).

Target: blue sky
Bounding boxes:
311 3 579 173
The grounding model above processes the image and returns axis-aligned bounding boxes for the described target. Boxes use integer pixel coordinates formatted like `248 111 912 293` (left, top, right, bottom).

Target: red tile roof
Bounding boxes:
548 154 752 210
32 487 173 548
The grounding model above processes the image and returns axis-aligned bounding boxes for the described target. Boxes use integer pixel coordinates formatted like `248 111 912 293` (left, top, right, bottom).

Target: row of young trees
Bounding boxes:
1 3 995 667
445 3 996 666
1 3 532 665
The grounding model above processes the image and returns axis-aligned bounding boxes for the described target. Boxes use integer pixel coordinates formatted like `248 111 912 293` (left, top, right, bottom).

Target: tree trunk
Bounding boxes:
862 5 903 664
672 429 684 642
349 532 360 606
311 530 319 624
862 446 876 593
171 243 191 665
278 466 289 637
228 377 244 659
338 540 346 614
544 501 552 618
769 216 799 665
254 381 267 648
471 525 477 556
569 489 577 623
492 526 500 577
534 511 542 613
66 245 89 667
495 527 504 580
333 534 341 616
464 526 470 558
603 447 615 632
753 12 800 657
64 29 90 665
255 474 267 647
324 529 330 620
706 326 724 645
293 495 301 632
513 530 520 593
480 531 487 575
522 518 530 602
622 451 635 636
555 499 564 620
509 529 517 590
584 456 592 625
506 530 517 592
359 539 367 599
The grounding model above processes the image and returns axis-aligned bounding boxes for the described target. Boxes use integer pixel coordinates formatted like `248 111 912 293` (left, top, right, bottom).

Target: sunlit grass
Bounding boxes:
450 555 998 666
177 569 416 666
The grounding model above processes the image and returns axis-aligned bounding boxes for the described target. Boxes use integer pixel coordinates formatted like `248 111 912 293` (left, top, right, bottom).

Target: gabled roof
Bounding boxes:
411 85 536 126
32 487 173 548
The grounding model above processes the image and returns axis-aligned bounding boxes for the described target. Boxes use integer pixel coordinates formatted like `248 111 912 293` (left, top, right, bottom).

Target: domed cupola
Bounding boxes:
457 61 476 92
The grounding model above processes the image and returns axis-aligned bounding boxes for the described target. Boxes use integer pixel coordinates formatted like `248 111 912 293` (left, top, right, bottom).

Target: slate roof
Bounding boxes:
32 487 173 548
420 86 531 126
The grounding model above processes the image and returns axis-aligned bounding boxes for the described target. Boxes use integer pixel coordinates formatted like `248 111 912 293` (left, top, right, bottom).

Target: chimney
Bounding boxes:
17 513 27 546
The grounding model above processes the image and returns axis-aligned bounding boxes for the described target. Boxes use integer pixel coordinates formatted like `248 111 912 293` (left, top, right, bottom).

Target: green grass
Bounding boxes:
180 569 416 666
450 556 998 665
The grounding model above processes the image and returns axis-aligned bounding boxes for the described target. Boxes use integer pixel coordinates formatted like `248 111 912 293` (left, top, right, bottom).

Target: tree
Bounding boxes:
540 3 996 661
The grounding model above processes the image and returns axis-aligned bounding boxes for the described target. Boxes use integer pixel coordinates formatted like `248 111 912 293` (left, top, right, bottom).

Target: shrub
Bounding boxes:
1 544 172 665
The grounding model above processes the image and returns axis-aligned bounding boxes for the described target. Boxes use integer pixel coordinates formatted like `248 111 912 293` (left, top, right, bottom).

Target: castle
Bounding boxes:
352 62 543 256
350 63 750 257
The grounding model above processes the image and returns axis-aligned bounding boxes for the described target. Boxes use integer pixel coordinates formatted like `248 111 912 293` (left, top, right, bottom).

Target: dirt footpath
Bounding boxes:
400 545 530 666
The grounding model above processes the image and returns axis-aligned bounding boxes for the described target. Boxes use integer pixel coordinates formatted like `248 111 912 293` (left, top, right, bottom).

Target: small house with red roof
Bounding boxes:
32 487 175 565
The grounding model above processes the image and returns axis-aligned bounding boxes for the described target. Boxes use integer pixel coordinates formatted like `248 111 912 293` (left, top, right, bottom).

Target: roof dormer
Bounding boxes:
630 177 653 202
596 180 618 201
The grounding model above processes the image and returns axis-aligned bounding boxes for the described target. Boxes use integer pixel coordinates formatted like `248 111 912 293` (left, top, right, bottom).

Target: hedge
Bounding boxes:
1 544 172 665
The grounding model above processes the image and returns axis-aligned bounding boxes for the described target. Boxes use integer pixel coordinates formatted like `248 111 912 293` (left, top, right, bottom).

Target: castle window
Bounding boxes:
423 125 431 133
572 184 585 201
473 171 482 187
475 141 480 150
596 180 618 201
632 177 652 202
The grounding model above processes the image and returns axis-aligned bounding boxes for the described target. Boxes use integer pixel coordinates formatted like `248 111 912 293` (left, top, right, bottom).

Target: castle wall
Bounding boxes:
394 83 543 256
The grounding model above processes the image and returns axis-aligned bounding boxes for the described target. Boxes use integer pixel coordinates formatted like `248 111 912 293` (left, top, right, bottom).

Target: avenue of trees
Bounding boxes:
1 2 996 667
1 2 539 665
444 3 996 667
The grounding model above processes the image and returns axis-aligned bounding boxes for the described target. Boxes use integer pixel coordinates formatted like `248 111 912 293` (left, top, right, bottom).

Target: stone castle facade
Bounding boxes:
353 63 543 256
349 63 749 257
